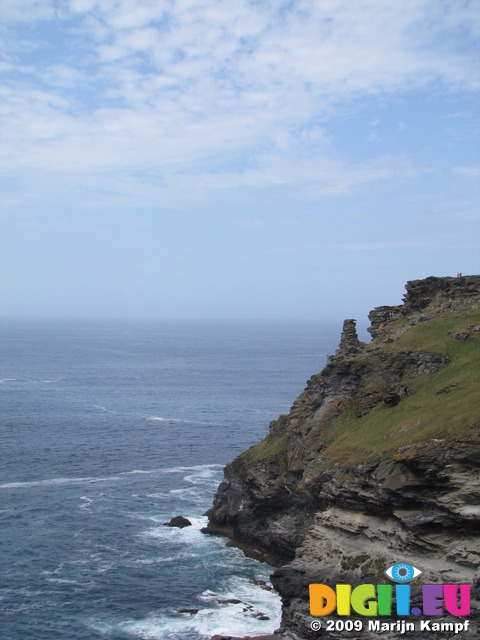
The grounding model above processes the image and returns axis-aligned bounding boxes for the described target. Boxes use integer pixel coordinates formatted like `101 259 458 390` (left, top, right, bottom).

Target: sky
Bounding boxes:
1 0 479 322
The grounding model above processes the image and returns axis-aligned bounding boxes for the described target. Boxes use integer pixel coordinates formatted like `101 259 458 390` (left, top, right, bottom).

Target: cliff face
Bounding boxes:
205 276 480 640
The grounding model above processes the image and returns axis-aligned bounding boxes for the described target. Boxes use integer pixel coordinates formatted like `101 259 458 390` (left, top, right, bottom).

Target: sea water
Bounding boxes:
0 319 339 640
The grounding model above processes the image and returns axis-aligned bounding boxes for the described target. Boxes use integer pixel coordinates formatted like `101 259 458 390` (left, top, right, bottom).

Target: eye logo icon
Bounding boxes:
385 563 422 583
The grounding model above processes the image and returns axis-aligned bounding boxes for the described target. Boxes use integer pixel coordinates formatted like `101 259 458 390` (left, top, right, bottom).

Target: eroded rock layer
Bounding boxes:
204 276 480 639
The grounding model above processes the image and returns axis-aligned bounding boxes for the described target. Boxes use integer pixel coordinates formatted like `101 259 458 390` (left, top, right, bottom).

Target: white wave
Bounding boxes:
162 464 223 474
184 468 222 484
130 551 198 566
117 465 221 478
0 464 223 491
89 575 281 639
93 404 117 414
5 377 64 384
148 416 196 424
0 477 92 489
141 516 209 545
120 469 164 476
93 562 115 574
195 601 280 638
194 576 281 637
79 496 93 510
148 416 212 426
166 490 209 508
144 515 208 532
42 562 65 576
197 589 219 603
93 607 278 640
0 465 183 490
0 474 122 490
87 616 171 639
121 616 193 639
45 578 79 585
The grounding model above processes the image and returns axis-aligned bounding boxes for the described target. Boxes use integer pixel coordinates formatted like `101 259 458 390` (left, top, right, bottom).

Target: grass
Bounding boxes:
239 310 480 472
244 434 288 464
341 554 370 571
318 310 480 467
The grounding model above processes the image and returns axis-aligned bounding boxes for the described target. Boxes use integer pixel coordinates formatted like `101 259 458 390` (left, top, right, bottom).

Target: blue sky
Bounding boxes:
1 0 479 322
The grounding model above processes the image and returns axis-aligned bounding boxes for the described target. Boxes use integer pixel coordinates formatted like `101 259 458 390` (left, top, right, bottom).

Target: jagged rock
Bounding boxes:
383 386 406 407
368 275 480 341
179 608 199 615
331 319 366 359
402 275 480 315
368 305 402 339
163 515 192 528
450 331 471 341
436 383 458 394
205 276 480 640
249 578 273 591
218 598 243 605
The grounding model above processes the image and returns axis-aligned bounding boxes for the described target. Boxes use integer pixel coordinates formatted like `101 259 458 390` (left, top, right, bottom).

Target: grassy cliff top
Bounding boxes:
242 277 480 472
321 309 480 467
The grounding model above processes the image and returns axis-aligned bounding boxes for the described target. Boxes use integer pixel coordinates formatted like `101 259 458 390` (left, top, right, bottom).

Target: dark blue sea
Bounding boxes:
0 319 339 640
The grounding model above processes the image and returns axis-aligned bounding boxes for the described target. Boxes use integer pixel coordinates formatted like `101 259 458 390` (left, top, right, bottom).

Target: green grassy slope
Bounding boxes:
319 310 480 467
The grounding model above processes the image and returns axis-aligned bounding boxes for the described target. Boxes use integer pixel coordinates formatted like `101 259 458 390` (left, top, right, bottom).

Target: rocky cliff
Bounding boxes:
204 276 480 640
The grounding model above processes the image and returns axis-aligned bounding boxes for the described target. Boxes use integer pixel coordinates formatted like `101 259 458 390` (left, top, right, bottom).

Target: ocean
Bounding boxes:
0 319 339 640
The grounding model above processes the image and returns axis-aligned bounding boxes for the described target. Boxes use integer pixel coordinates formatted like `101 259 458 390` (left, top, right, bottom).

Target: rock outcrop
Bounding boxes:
204 276 480 639
330 319 366 359
163 515 192 528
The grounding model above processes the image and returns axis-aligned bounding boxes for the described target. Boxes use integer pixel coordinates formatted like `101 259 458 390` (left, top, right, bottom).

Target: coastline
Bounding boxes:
204 276 480 640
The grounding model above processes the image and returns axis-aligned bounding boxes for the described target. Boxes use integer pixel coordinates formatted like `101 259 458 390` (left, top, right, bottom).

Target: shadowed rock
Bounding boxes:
331 318 366 359
163 515 192 528
204 275 480 640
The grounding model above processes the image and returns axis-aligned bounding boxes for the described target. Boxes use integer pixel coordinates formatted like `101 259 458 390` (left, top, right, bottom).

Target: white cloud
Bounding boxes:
453 165 480 177
0 0 55 22
0 0 479 206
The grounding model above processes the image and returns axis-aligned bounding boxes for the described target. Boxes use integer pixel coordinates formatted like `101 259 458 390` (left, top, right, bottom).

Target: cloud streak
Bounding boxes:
1 0 479 204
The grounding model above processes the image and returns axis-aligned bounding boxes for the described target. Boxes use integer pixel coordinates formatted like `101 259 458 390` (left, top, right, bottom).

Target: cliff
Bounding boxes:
204 275 480 639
